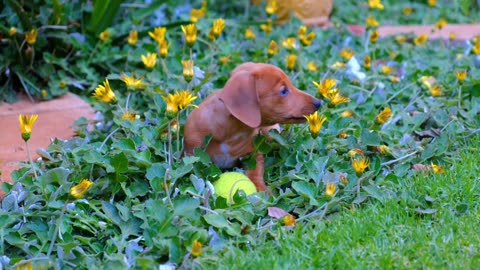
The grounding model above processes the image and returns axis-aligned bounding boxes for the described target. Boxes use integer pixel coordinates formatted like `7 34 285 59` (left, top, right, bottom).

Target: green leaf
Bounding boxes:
360 129 381 146
111 152 129 174
40 167 71 186
203 213 230 228
363 184 387 203
292 181 319 206
102 201 122 225
88 0 122 34
173 196 200 218
146 163 166 181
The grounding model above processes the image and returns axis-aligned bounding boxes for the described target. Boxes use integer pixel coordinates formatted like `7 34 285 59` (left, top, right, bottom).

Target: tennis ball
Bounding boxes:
213 172 257 204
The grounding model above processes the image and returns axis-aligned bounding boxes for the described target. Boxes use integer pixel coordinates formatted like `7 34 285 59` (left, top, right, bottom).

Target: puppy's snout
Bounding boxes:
313 99 323 110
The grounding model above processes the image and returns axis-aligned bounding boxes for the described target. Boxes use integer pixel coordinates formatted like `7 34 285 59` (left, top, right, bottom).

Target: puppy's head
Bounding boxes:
220 62 321 128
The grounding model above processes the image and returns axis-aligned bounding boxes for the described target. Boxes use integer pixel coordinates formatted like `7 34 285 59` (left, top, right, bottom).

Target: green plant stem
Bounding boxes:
98 127 120 151
47 199 69 257
176 115 180 154
458 85 462 109
386 82 416 104
125 91 132 111
25 140 38 179
29 46 35 68
167 121 173 166
381 150 419 166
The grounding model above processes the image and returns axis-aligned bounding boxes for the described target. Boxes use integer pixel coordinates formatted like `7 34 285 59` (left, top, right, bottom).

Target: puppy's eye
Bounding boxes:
279 87 289 96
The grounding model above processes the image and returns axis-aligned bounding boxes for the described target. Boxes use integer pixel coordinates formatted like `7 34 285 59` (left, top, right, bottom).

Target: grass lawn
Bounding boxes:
207 136 480 269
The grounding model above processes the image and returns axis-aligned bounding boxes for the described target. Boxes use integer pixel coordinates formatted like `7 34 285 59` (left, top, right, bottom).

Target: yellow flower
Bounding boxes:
159 39 169 58
219 56 230 65
340 110 354 117
93 79 116 103
429 85 443 97
449 32 456 40
41 90 48 97
209 18 225 40
414 34 428 46
456 70 467 81
283 214 296 227
127 30 138 45
162 93 179 115
368 0 384 10
339 174 348 185
181 59 194 82
331 62 347 69
99 30 110 42
59 81 66 88
286 54 297 70
260 19 272 34
9 27 17 36
366 15 379 28
338 130 347 138
325 182 336 197
190 8 205 23
435 18 447 30
120 73 146 89
339 48 354 60
267 40 279 57
245 28 256 39
326 89 350 105
122 111 136 121
19 114 38 141
176 90 198 110
364 55 371 70
428 0 436 7
141 52 157 69
370 30 379 44
190 0 207 23
306 61 317 72
431 164 444 174
265 0 277 15
149 27 167 44
396 35 407 44
403 6 413 16
390 76 400 83
70 179 93 199
25 29 38 45
312 78 336 98
181 24 197 47
300 32 315 47
472 36 480 55
191 240 202 257
348 148 364 158
376 145 391 155
282 37 298 51
162 90 197 116
16 261 32 270
381 65 392 75
298 26 315 46
304 111 327 139
352 156 370 175
376 107 392 124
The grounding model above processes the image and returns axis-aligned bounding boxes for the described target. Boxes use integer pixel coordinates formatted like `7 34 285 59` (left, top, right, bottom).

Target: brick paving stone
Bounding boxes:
0 93 94 193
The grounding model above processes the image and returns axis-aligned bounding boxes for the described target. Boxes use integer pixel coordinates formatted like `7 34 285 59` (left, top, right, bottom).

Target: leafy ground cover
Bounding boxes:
1 0 480 269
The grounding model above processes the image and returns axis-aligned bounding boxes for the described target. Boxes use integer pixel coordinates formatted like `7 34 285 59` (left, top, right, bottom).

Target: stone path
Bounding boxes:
0 23 479 194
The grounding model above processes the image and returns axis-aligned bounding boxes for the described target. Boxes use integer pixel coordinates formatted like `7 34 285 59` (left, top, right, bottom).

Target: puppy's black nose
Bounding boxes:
313 99 323 109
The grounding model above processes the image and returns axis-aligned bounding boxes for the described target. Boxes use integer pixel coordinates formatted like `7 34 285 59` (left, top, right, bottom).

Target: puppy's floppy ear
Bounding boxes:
220 70 261 128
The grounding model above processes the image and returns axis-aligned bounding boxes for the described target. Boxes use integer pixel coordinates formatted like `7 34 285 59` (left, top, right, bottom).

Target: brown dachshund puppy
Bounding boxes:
184 62 321 192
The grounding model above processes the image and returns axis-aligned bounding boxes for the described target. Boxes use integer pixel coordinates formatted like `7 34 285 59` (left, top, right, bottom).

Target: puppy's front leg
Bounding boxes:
246 152 270 193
